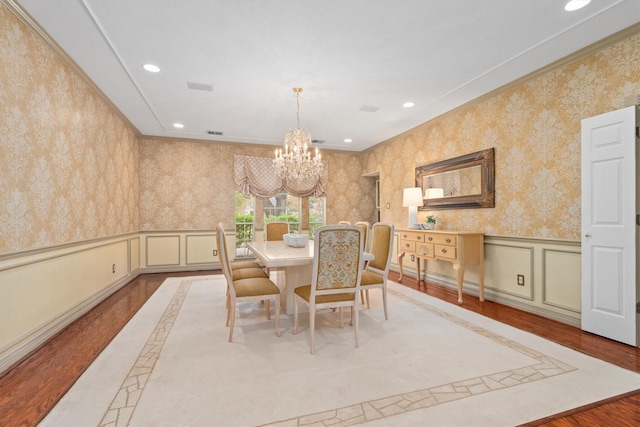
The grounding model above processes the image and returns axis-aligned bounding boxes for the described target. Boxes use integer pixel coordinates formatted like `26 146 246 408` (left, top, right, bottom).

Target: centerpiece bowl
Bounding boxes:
283 233 309 248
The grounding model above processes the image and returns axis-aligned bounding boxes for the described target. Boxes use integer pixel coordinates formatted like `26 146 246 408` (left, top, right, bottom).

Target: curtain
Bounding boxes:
233 155 328 198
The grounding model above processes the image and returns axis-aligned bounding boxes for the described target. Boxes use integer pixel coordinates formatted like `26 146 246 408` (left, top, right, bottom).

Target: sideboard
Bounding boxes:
397 229 485 303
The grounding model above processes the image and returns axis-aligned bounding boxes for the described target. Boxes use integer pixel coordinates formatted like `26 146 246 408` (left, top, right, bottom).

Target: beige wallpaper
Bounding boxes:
365 32 640 240
138 139 373 230
2 0 638 255
0 4 140 253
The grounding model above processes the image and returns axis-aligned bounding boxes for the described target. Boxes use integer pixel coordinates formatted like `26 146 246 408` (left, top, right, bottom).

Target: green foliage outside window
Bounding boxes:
235 213 254 248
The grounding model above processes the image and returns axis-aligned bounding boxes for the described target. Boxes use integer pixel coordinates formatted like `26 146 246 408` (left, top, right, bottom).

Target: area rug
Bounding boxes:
40 275 640 426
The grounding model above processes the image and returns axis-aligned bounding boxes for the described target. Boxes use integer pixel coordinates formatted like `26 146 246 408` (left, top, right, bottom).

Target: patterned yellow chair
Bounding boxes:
293 225 365 354
360 222 394 319
217 223 281 342
337 220 351 225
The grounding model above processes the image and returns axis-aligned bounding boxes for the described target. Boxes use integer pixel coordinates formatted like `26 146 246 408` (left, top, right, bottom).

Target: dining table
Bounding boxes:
246 240 373 314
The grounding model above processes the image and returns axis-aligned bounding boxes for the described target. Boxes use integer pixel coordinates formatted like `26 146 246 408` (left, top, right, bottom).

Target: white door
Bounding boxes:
581 105 638 346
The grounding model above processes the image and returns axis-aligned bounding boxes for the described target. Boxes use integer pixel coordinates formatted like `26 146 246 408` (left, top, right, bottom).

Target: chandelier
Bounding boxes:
273 87 323 180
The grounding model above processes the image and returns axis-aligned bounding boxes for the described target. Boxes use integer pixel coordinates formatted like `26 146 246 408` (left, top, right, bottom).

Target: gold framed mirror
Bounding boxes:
416 148 495 210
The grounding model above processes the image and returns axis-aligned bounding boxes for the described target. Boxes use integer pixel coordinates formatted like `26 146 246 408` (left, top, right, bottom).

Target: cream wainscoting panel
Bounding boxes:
185 234 216 266
140 231 225 273
390 233 581 327
484 243 534 300
0 235 139 374
130 237 140 272
145 236 180 267
542 248 581 313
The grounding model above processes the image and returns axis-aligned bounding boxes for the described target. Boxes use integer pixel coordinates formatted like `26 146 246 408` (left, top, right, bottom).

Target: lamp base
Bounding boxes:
408 207 419 229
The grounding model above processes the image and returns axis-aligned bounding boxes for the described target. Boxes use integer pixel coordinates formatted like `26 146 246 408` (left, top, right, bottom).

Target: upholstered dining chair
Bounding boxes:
354 221 370 251
216 223 281 342
266 221 289 241
293 225 365 354
264 221 290 277
216 224 267 279
360 222 394 319
337 221 351 225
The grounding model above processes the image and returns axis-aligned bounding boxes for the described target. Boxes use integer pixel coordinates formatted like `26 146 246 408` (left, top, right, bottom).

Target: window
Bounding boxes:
263 193 300 233
234 191 255 258
308 196 326 239
234 191 326 251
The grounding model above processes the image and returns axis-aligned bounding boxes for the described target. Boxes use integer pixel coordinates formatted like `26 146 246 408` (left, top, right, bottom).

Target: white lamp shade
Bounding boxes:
424 187 444 199
403 187 424 207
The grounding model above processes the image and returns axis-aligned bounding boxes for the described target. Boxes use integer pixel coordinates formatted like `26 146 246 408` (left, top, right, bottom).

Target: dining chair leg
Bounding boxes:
309 306 316 354
366 289 371 308
339 307 344 328
274 296 281 337
225 293 231 327
382 286 389 320
265 299 271 320
360 290 365 304
228 301 236 342
353 304 359 348
293 298 299 334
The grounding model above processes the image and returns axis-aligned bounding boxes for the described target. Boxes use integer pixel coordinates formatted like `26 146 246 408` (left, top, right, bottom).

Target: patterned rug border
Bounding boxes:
99 280 193 426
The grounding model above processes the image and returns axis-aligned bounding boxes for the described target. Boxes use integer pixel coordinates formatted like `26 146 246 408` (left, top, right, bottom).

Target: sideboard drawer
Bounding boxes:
400 240 416 252
416 243 434 257
400 231 426 243
435 244 457 260
424 233 457 246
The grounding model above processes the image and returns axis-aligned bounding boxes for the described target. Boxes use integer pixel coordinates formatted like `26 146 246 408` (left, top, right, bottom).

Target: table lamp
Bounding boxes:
403 187 423 229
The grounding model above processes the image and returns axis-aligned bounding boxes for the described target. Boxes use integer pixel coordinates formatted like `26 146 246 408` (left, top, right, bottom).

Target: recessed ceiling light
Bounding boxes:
402 102 415 108
564 0 591 11
173 123 184 129
143 63 160 73
344 138 353 143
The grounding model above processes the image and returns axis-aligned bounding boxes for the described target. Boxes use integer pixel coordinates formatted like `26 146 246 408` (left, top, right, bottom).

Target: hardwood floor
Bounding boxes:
0 270 638 426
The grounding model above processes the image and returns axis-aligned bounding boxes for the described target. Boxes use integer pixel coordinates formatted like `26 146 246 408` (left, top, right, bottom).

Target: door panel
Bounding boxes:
581 105 637 346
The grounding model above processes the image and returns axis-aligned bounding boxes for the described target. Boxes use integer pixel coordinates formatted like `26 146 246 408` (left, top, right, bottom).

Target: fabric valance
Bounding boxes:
233 155 328 198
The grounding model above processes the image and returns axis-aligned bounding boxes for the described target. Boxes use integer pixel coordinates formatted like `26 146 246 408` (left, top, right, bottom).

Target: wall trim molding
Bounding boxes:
0 233 140 272
484 234 580 247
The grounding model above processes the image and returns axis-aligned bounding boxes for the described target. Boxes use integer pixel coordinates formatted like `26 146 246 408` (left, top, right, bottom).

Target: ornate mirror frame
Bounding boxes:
416 147 495 210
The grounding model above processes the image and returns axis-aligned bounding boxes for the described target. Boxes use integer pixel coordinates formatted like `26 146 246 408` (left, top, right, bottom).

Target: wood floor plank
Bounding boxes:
0 270 638 426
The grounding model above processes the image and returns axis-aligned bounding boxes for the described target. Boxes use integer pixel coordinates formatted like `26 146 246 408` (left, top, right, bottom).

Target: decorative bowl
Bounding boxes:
283 233 309 248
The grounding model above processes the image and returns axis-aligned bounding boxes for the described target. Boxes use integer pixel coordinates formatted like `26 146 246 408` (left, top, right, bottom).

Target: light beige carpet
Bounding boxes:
40 275 640 427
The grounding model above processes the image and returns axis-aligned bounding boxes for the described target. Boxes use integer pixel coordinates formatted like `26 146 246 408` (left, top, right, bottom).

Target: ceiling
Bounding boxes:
13 0 640 152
